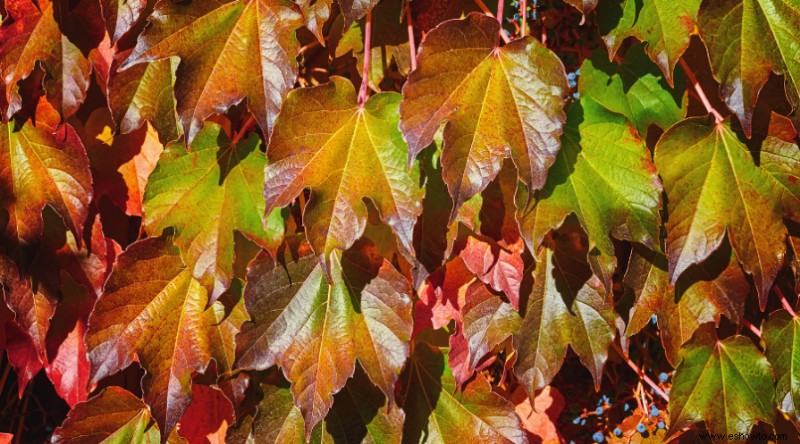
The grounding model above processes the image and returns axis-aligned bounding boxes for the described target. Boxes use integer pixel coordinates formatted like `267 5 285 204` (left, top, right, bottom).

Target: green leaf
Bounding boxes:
86 234 246 438
596 0 701 84
0 99 92 246
761 112 800 221
264 77 423 269
399 12 568 216
122 0 303 143
578 44 687 137
513 222 617 394
234 239 413 438
763 309 800 427
667 325 775 442
654 117 792 308
143 121 284 302
698 0 800 136
399 342 526 443
516 98 662 290
624 243 749 365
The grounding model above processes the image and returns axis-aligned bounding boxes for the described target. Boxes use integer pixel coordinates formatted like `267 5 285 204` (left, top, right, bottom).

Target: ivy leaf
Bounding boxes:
596 0 701 84
459 235 524 310
52 387 181 444
698 0 800 136
399 12 568 216
108 52 182 143
0 99 92 247
667 325 774 442
143 121 284 303
86 234 246 437
234 239 413 438
295 0 332 43
761 112 800 221
624 243 749 365
264 77 423 270
578 44 687 137
563 0 598 15
339 0 381 21
122 0 303 144
763 309 800 427
176 384 234 443
398 341 527 443
654 117 792 308
99 0 147 44
516 98 662 290
513 222 617 394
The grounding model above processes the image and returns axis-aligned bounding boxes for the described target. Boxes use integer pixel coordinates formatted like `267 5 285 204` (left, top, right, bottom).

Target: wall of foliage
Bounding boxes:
0 0 799 442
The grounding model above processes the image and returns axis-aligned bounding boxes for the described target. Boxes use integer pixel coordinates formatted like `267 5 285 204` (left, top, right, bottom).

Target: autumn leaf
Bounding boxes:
399 12 568 216
517 98 662 291
763 309 800 428
143 121 284 302
234 239 413 438
264 77 423 270
697 0 800 136
86 234 247 437
667 325 774 442
122 0 303 143
340 0 381 21
563 0 598 15
596 0 701 84
514 223 617 394
399 341 527 443
459 235 524 310
654 117 797 308
0 99 92 247
99 0 147 44
176 384 234 443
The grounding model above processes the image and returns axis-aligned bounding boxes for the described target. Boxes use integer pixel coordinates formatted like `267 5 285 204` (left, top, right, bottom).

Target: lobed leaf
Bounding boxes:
763 309 800 428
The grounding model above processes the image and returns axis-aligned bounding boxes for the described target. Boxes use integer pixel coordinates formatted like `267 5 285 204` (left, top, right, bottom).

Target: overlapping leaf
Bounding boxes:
399 12 568 215
517 97 662 290
624 244 749 365
596 0 701 84
654 117 799 307
264 77 423 269
100 0 147 44
514 223 617 395
86 234 247 437
234 239 413 438
398 342 527 443
667 325 775 442
0 99 92 246
698 0 800 135
122 0 303 143
763 310 800 427
578 44 687 137
143 121 284 302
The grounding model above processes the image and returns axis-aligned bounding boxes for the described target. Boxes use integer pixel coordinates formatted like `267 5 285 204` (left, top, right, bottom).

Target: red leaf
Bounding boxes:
510 385 565 443
177 384 234 444
459 235 524 309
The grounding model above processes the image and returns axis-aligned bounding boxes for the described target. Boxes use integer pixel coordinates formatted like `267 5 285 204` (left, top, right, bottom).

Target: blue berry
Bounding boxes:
572 92 580 99
636 423 646 433
650 406 660 417
531 10 538 20
658 421 666 429
567 72 577 80
614 428 622 437
573 416 581 424
659 372 669 383
596 407 604 415
650 314 657 325
592 432 605 443
581 418 587 426
623 403 630 412
513 13 520 20
575 68 581 75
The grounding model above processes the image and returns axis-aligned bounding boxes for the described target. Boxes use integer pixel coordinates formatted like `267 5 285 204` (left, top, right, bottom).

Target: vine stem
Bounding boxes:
742 319 762 338
775 286 797 318
496 0 504 25
406 4 417 71
473 0 511 43
358 11 373 106
678 58 724 123
520 0 527 36
13 386 30 444
611 342 670 402
231 114 256 144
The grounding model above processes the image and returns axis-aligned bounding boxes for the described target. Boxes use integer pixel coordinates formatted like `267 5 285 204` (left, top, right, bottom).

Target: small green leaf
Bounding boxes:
763 310 800 428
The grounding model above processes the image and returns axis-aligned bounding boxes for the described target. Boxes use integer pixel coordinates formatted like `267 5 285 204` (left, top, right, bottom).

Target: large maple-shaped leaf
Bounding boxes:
517 98 662 290
399 341 527 443
698 0 800 136
86 234 246 438
654 117 797 308
596 0 701 84
143 121 284 302
578 44 687 137
264 77 423 269
513 224 617 394
52 387 183 444
399 12 568 216
234 239 413 438
122 0 303 143
763 309 800 428
108 51 182 143
666 325 774 442
0 0 95 120
100 0 147 44
624 244 749 365
0 99 92 246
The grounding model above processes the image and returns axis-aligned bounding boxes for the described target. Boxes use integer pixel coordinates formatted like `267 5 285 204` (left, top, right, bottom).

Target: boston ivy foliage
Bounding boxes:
0 0 799 442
